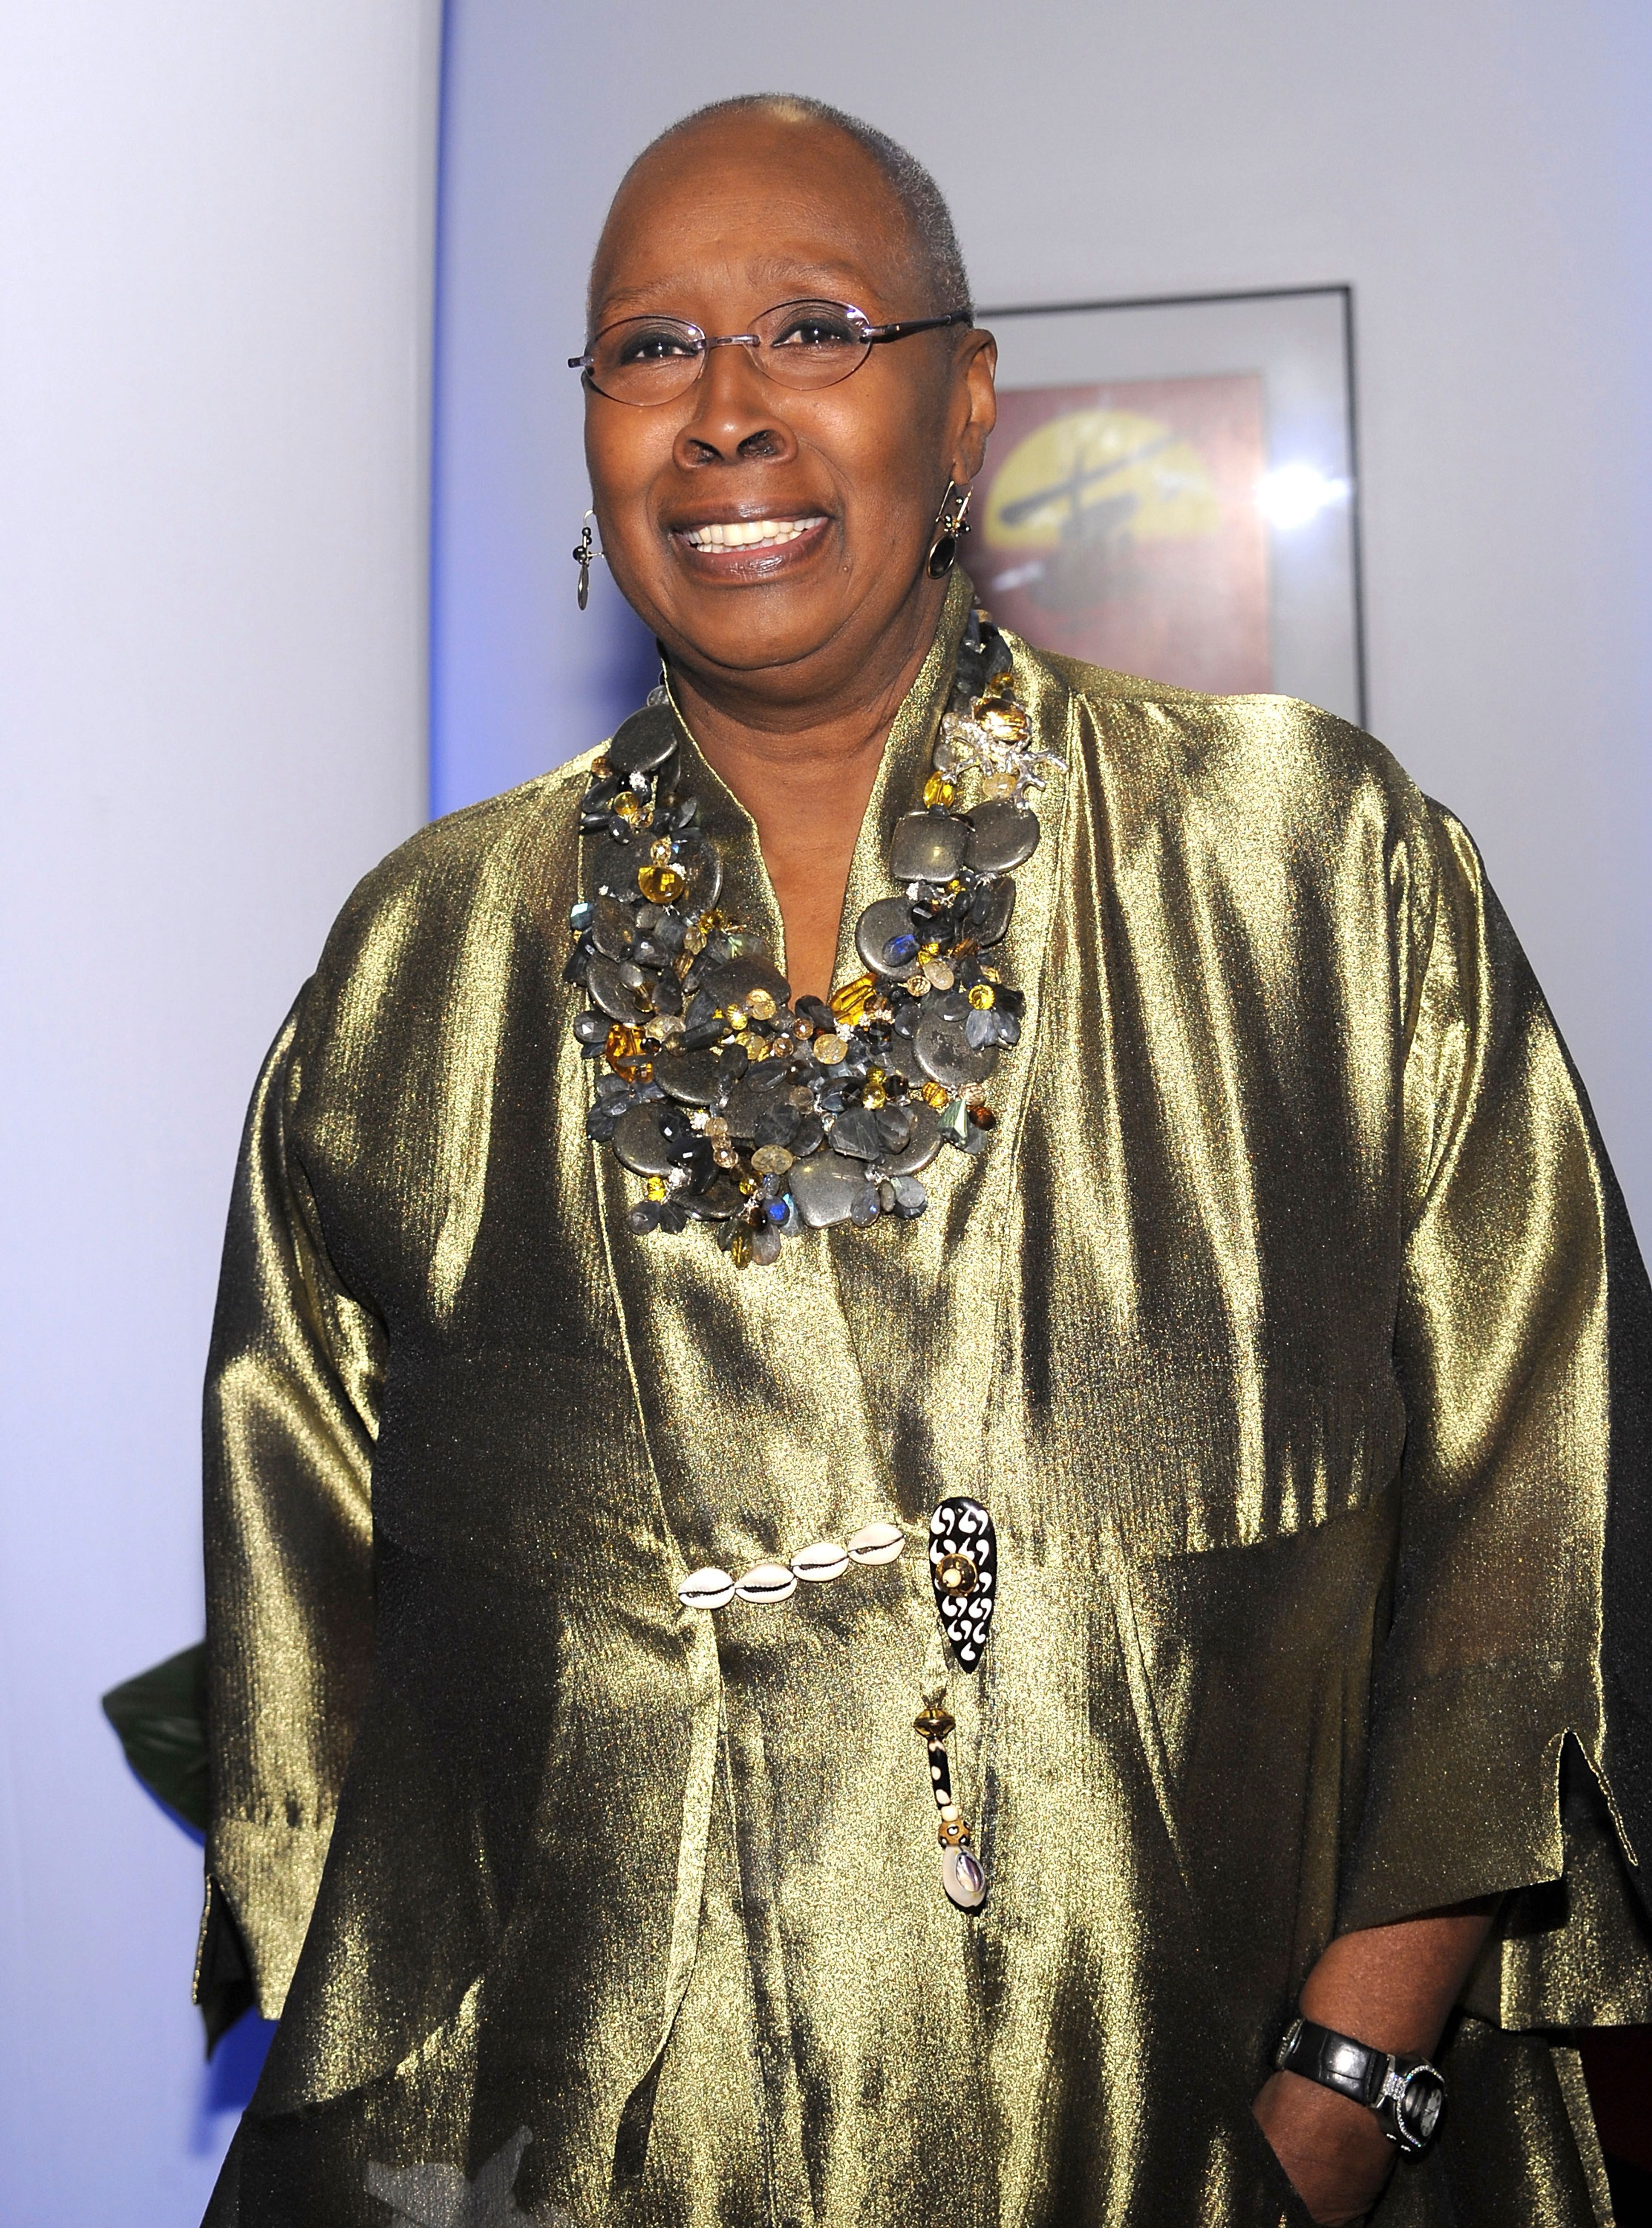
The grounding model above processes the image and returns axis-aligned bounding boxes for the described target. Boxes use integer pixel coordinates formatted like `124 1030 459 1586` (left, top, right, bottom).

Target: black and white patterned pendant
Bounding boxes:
928 1497 997 1672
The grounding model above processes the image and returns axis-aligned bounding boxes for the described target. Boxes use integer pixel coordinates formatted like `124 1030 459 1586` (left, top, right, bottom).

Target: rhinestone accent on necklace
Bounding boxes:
567 607 1059 1264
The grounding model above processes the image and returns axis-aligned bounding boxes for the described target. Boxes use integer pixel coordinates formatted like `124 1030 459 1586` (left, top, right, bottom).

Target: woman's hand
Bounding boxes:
1253 2069 1394 2224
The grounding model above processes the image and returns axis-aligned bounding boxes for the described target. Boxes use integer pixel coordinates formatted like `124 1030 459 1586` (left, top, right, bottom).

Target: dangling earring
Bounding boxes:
926 481 973 578
573 510 598 609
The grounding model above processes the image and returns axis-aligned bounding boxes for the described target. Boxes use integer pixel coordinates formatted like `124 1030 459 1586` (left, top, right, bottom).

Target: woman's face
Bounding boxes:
583 114 996 706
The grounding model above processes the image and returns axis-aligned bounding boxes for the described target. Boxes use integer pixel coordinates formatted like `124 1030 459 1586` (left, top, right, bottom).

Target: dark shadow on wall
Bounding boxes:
191 2012 277 2155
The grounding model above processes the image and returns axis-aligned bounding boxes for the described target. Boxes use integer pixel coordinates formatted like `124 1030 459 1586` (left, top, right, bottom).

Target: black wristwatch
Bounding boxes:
1274 2017 1448 2156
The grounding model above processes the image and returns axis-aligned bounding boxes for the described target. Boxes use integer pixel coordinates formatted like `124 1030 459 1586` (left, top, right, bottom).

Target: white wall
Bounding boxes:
433 0 1652 1237
0 6 439 2221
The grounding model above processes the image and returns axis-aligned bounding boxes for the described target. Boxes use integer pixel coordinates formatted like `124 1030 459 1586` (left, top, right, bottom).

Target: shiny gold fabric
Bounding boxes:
202 572 1652 2226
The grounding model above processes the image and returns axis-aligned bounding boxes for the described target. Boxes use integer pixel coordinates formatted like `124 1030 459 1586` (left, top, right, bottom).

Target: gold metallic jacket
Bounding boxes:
203 577 1652 2226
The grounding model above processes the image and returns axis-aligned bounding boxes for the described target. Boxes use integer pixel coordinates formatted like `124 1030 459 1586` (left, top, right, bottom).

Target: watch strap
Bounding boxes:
1274 2016 1389 2109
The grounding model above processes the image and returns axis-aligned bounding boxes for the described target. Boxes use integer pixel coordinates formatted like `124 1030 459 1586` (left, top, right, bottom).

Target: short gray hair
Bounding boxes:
599 93 971 321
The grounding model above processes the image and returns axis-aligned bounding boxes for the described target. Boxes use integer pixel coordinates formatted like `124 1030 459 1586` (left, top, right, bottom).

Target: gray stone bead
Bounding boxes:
890 811 969 885
829 1106 884 1161
854 895 918 978
703 957 792 1013
673 829 722 910
653 1047 725 1105
871 1100 942 1176
590 894 635 961
970 879 1016 948
611 1103 675 1178
789 1151 871 1228
605 710 679 775
586 956 647 1026
889 1174 929 1217
966 799 1041 874
914 1012 999 1092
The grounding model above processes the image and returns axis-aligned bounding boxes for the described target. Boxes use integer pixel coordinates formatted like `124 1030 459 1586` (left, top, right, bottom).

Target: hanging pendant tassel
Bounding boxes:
913 1692 986 1910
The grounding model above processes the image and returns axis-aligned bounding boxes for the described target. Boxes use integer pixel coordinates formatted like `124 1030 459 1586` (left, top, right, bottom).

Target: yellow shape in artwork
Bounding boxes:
984 408 1221 551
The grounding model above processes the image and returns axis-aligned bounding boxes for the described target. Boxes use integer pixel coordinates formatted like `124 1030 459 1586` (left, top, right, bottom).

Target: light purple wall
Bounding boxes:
0 8 438 2222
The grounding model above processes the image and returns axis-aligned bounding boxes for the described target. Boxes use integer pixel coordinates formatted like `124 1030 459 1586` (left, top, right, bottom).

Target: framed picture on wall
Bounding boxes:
975 285 1366 725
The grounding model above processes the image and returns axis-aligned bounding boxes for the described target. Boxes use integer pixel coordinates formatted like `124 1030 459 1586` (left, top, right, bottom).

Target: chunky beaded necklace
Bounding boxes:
566 607 1059 1266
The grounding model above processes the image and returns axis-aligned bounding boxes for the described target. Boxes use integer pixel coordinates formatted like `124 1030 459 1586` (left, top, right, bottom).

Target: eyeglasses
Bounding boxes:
570 297 972 407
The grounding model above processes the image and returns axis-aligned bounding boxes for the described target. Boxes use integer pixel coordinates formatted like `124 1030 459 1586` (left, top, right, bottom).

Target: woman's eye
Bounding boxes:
616 328 698 365
773 315 857 349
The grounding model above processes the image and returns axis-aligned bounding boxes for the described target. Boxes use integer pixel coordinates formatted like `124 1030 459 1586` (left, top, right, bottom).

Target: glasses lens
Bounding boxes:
753 301 871 389
588 317 705 403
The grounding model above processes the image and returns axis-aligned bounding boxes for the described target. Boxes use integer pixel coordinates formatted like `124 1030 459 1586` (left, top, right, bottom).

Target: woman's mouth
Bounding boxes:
679 515 827 552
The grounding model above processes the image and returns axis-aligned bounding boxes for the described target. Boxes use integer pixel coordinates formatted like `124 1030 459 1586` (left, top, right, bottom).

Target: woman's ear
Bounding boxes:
952 328 998 485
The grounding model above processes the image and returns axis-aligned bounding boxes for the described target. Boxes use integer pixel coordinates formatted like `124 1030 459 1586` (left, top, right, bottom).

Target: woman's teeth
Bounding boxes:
682 517 824 551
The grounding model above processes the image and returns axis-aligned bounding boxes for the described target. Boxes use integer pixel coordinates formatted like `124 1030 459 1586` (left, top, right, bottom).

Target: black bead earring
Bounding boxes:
926 481 973 578
573 510 597 609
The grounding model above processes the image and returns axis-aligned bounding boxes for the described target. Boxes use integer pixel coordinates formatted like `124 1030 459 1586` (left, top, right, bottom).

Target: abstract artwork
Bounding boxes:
978 288 1365 722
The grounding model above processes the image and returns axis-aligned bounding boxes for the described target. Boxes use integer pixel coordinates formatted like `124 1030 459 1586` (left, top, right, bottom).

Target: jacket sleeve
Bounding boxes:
1340 799 1652 2021
200 988 383 2027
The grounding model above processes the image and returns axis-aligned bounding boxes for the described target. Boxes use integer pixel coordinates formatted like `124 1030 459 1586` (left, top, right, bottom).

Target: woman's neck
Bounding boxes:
667 577 948 1003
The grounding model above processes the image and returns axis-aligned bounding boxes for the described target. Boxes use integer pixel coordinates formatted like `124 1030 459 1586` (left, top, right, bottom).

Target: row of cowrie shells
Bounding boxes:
678 1521 905 1611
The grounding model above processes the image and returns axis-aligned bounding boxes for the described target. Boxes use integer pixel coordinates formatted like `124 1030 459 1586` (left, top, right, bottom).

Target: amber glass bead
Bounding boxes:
968 983 995 1009
612 792 643 824
829 973 880 1026
746 987 778 1021
644 1176 667 1201
813 1033 848 1065
970 1103 998 1130
605 1023 645 1071
979 769 1019 800
912 1703 955 1740
729 1229 752 1269
920 1080 950 1111
862 1082 887 1109
923 772 956 808
637 863 686 904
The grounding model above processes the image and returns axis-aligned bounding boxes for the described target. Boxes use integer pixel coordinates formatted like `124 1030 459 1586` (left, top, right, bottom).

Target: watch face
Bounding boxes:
1399 2068 1447 2148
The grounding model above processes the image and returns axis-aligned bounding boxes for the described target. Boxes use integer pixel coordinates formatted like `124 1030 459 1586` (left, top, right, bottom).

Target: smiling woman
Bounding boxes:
199 94 1652 2228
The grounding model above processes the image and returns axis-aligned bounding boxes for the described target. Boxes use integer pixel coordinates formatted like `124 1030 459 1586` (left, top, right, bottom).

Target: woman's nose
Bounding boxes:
672 341 798 468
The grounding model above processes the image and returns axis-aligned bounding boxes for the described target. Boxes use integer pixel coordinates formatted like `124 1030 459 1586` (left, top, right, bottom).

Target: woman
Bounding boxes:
200 96 1652 2227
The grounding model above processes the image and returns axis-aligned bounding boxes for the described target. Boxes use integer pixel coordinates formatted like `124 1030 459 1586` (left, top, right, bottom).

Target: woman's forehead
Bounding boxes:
590 123 917 323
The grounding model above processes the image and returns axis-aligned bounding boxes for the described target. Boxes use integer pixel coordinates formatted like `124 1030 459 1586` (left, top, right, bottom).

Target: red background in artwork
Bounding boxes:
978 374 1272 694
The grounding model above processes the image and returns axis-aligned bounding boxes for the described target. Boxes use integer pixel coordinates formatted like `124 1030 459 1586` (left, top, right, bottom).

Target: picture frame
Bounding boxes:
974 285 1367 726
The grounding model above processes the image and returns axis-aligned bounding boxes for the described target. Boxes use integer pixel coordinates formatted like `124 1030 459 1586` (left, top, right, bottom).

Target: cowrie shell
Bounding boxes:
678 1567 735 1611
791 1540 850 1583
942 1845 987 1911
734 1561 798 1605
846 1521 906 1566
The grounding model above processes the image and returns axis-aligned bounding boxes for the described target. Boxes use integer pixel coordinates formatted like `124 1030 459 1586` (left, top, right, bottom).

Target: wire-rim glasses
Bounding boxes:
569 298 972 407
